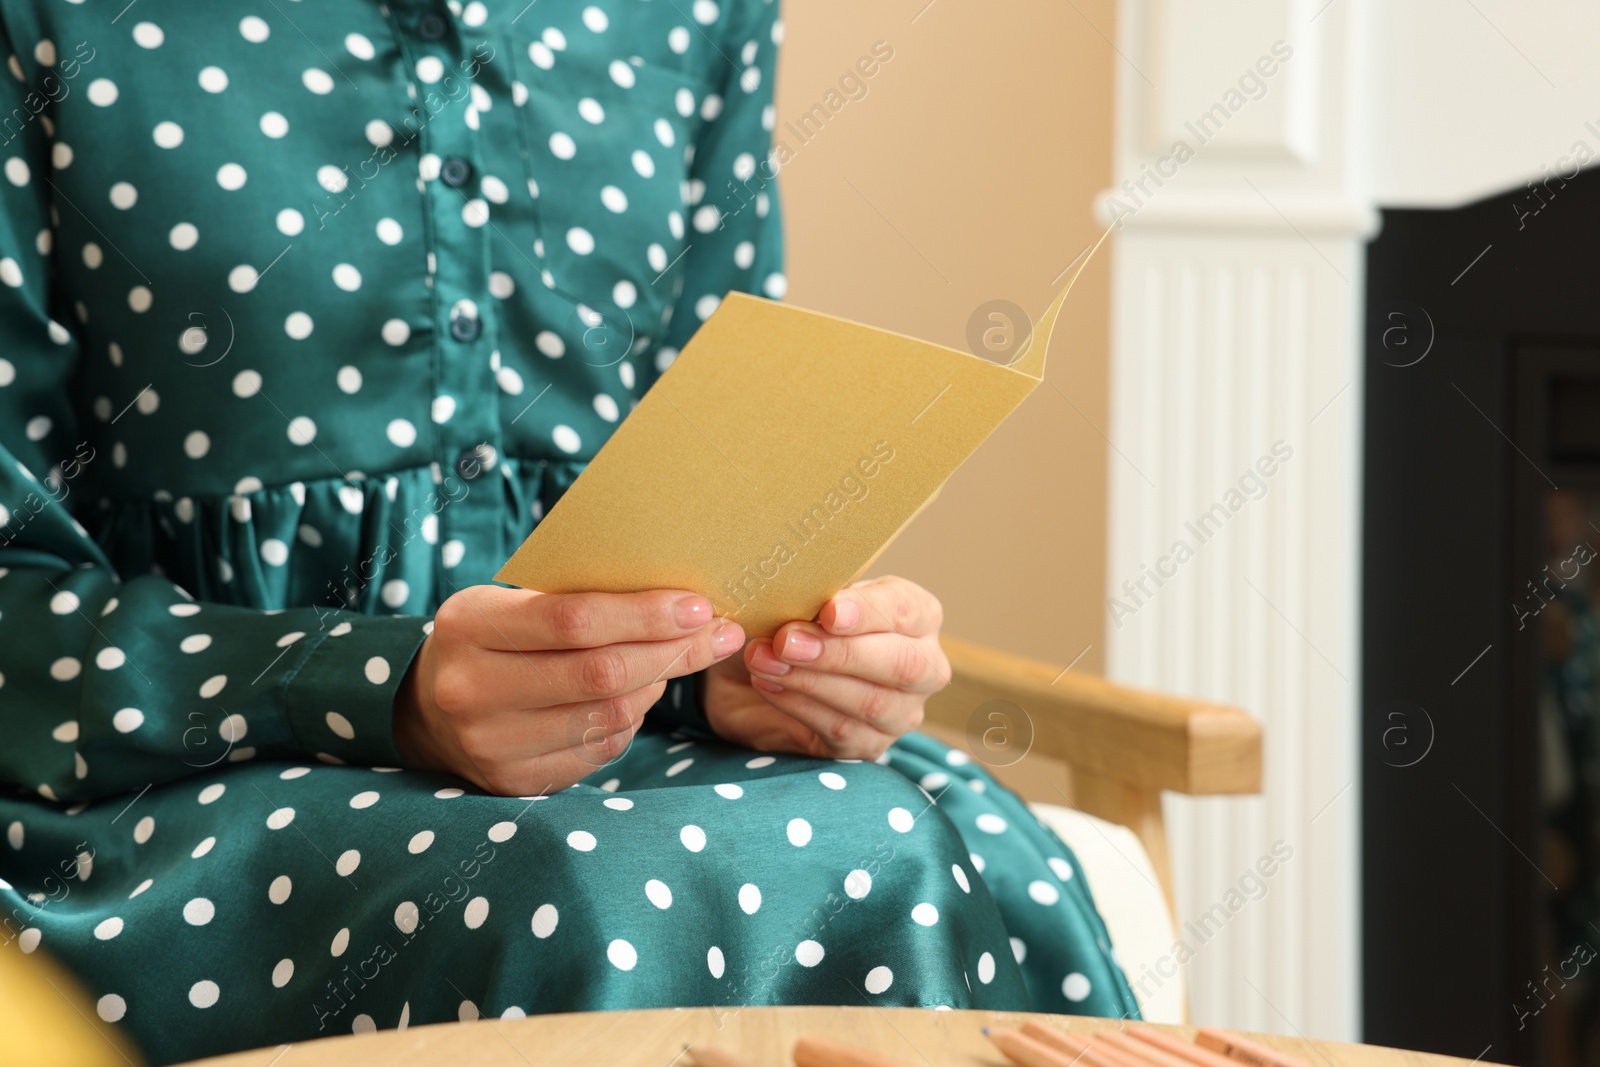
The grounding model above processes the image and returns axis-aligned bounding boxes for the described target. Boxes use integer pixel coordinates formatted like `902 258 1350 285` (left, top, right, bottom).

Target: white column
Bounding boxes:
1100 0 1373 1039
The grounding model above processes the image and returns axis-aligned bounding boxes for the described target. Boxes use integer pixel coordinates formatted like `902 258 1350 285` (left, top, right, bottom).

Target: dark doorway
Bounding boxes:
1364 165 1600 1067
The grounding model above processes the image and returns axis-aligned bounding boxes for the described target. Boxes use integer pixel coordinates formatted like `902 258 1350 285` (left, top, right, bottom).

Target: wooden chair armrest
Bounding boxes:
925 635 1261 796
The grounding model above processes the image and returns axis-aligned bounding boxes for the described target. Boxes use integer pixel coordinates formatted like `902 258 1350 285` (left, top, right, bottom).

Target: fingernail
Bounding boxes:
832 598 861 631
674 596 713 629
781 630 823 663
751 676 784 694
712 621 745 656
750 643 791 676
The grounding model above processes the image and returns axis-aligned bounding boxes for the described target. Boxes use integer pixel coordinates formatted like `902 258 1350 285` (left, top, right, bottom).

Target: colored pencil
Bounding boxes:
792 1034 915 1067
1196 1028 1314 1067
1085 1035 1176 1067
1127 1028 1249 1067
984 1028 1081 1067
1096 1030 1203 1067
1018 1022 1138 1067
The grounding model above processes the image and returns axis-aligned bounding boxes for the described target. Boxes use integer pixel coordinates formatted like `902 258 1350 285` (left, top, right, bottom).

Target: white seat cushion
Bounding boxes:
1027 802 1185 1023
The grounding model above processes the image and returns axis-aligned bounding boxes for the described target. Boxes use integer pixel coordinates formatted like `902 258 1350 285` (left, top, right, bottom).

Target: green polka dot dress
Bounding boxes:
0 2 1138 1062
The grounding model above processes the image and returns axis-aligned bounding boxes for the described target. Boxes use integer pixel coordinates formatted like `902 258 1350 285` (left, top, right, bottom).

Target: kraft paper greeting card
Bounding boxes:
496 229 1110 636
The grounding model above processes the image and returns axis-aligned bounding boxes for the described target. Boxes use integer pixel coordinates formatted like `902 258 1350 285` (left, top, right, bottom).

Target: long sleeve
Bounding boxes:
0 31 430 803
660 0 786 359
645 0 784 736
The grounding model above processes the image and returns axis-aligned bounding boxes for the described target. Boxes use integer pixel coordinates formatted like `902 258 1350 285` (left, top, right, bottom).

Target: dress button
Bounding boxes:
440 157 473 189
457 445 496 481
417 14 448 41
450 316 481 343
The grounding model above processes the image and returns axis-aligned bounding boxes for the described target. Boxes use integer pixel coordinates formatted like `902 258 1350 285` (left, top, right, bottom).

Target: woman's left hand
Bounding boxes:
701 575 950 760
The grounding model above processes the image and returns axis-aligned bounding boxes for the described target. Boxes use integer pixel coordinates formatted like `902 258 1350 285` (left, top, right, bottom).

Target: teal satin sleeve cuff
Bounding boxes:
283 612 432 768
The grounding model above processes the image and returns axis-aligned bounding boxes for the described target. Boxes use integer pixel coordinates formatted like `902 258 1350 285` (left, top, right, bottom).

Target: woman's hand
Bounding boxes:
394 585 744 795
702 576 950 760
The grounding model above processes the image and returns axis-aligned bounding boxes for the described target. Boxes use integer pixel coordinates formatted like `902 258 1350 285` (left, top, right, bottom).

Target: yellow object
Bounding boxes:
497 225 1113 636
0 935 143 1067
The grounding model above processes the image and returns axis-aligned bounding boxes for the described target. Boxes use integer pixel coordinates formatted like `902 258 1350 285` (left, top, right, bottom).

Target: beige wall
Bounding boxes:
773 0 1115 671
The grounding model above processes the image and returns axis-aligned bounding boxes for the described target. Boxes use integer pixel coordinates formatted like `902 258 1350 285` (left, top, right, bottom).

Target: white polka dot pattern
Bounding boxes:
0 7 1135 1057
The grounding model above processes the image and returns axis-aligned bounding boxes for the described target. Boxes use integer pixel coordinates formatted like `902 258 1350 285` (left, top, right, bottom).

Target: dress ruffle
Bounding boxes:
91 458 589 612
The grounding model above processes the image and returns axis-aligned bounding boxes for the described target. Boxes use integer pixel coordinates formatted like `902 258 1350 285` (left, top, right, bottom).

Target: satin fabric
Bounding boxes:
0 2 1138 1062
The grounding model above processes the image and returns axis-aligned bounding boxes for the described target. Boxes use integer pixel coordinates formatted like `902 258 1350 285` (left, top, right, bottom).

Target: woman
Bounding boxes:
0 2 1137 1062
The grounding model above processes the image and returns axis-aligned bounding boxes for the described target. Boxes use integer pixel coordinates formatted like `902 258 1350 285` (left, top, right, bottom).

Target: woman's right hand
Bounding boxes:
392 585 745 795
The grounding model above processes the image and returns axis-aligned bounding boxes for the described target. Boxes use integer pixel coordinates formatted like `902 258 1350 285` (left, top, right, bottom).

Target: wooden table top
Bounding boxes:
185 1006 1505 1067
